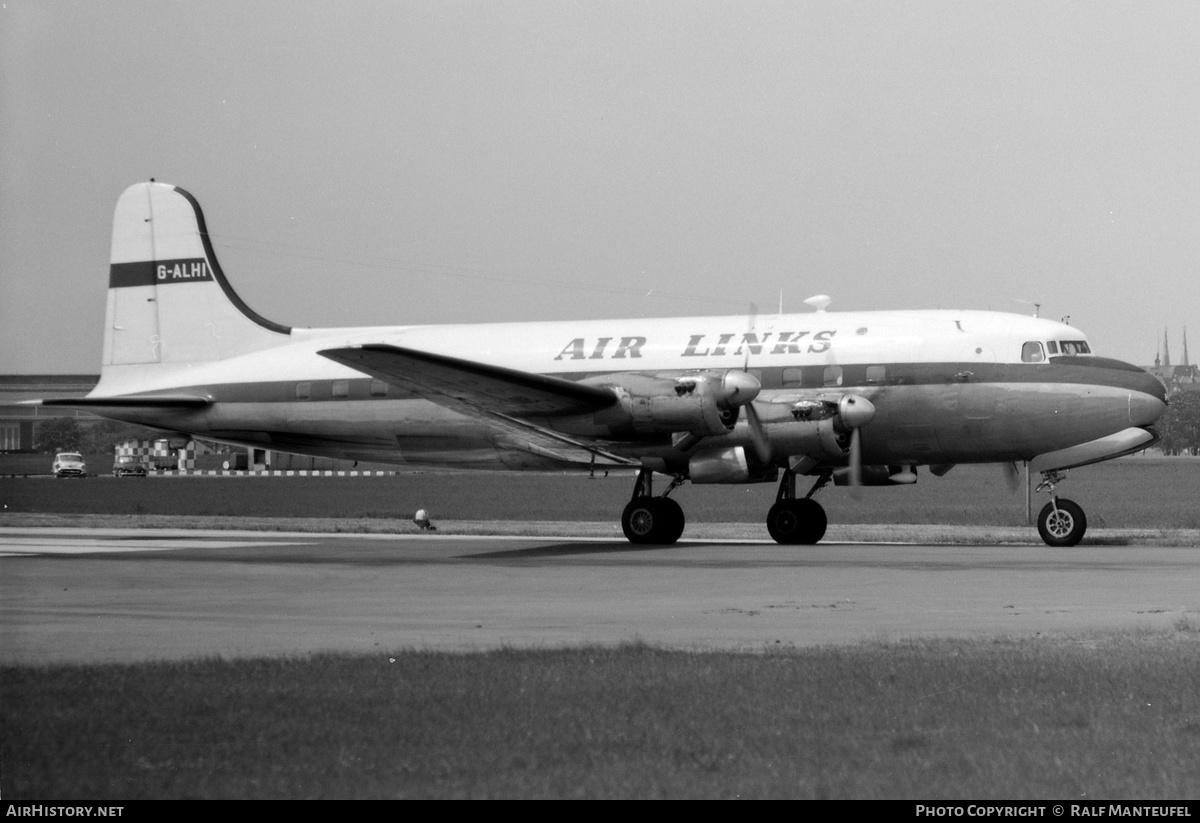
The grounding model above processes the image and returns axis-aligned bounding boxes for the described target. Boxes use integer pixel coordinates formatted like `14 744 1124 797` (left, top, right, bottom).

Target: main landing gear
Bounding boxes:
1034 470 1087 547
622 469 686 545
620 467 834 546
766 469 829 545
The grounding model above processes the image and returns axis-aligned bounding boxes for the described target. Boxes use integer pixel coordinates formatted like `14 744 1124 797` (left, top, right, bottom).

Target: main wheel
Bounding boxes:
654 497 685 545
767 498 827 545
1037 498 1087 547
622 497 685 545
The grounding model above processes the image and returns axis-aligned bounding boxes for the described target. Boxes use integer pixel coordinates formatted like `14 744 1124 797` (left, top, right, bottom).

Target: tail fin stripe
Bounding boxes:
109 258 212 289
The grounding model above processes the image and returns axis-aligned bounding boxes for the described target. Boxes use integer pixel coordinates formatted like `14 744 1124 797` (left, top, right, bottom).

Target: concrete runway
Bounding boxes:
2 526 1198 665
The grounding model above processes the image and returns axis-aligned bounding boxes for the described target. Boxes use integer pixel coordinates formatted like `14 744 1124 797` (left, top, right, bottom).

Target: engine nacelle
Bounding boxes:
745 392 876 462
583 371 759 437
757 416 850 461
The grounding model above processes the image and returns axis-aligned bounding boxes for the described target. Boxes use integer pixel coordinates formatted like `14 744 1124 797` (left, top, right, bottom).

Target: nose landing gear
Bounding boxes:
1035 470 1088 547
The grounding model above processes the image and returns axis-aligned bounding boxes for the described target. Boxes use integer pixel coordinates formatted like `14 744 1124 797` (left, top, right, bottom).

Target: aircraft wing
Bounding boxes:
471 411 637 467
318 344 636 467
318 344 618 417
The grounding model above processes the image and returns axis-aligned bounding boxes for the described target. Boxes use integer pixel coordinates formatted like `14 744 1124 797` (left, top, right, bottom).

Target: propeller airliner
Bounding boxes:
36 182 1168 547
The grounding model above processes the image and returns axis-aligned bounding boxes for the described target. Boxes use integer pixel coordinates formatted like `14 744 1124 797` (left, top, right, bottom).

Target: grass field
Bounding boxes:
4 455 1198 799
4 634 1199 800
3 456 1199 531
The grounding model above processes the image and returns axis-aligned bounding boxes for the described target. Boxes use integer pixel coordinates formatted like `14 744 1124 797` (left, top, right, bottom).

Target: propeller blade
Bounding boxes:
1002 461 1021 492
848 428 863 491
739 301 758 379
744 401 771 463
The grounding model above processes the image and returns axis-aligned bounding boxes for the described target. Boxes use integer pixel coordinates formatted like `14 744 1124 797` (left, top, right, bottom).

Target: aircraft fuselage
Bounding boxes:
94 309 1166 472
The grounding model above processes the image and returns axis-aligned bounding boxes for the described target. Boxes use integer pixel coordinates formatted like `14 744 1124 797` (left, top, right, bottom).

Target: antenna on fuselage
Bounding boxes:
1013 298 1041 318
804 294 832 312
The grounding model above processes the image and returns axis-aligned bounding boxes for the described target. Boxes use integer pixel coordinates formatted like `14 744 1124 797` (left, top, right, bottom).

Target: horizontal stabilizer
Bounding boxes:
317 344 619 418
29 395 211 409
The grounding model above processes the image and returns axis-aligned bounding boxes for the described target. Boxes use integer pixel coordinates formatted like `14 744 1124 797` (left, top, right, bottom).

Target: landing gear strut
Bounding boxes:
622 469 686 545
1035 470 1087 547
766 469 829 545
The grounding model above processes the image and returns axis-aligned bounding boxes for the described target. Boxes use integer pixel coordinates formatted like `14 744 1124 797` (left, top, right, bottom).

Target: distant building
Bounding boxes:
0 374 99 451
1145 327 1199 394
0 373 324 468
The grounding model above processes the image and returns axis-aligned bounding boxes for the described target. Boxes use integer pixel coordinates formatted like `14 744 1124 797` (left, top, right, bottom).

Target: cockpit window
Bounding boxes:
1059 340 1091 355
1021 341 1045 363
1046 341 1059 355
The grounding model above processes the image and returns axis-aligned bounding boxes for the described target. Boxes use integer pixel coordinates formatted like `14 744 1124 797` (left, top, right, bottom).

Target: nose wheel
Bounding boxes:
1036 498 1087 547
1034 470 1088 547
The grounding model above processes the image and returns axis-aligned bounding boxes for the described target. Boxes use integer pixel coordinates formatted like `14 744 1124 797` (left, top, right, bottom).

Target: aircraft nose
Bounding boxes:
1128 369 1168 426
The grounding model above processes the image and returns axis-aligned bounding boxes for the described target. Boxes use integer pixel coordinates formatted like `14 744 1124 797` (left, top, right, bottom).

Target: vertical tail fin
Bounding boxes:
102 182 289 385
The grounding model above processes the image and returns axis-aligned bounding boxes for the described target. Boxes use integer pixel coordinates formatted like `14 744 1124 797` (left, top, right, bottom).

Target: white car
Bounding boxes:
52 452 87 478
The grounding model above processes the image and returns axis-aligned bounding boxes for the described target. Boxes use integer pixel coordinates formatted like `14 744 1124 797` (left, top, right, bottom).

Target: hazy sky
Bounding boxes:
3 0 1197 374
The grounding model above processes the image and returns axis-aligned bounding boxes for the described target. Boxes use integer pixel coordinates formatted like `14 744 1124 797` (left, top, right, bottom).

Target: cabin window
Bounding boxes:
823 365 843 387
1046 341 1059 355
1060 340 1091 355
865 365 886 384
369 379 389 397
1021 341 1045 363
295 382 311 400
331 380 350 398
781 367 804 388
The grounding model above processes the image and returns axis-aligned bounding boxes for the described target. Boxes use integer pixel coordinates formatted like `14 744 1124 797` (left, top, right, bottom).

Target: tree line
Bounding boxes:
1156 390 1200 456
33 418 172 454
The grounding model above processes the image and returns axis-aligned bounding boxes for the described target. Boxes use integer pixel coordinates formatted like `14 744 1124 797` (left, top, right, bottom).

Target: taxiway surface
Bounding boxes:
2 527 1197 664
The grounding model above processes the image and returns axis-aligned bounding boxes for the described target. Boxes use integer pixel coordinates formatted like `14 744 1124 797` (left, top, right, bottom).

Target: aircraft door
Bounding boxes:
956 343 998 419
959 384 998 420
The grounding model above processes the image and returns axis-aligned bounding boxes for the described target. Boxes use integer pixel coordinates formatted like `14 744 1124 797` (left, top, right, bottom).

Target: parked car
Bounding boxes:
52 452 87 478
112 455 149 477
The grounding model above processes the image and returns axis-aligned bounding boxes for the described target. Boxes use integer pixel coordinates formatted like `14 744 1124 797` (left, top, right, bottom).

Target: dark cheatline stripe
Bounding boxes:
146 357 1166 406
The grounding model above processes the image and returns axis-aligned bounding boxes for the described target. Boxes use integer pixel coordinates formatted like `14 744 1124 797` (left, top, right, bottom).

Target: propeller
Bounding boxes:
837 394 876 493
737 302 772 463
1001 460 1021 492
719 369 761 407
847 426 863 489
744 400 772 463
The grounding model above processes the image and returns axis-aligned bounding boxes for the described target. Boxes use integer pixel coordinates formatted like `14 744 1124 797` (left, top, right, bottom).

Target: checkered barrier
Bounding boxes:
177 440 196 471
115 439 393 475
115 439 155 461
151 470 394 476
116 438 203 472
